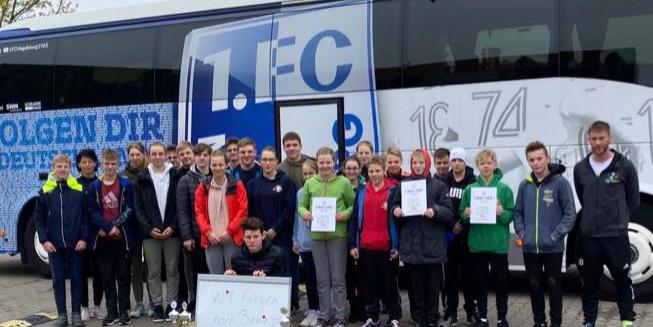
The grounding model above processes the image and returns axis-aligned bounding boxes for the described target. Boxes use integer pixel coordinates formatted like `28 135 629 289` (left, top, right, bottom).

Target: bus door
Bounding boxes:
274 97 346 167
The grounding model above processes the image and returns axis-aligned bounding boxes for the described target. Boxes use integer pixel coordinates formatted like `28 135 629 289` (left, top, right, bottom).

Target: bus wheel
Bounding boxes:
600 202 653 301
24 214 51 277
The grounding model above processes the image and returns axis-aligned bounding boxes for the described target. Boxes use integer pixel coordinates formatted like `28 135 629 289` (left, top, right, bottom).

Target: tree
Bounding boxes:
0 0 77 28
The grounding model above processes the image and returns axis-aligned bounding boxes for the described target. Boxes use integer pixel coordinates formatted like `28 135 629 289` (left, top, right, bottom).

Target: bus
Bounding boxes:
1 0 652 299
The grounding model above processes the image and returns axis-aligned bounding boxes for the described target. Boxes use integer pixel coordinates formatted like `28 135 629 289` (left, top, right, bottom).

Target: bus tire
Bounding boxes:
24 214 51 277
599 201 653 301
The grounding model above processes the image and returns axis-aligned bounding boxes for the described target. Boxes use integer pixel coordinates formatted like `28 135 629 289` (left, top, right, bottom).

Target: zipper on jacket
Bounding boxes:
535 186 540 254
121 185 130 251
59 183 67 248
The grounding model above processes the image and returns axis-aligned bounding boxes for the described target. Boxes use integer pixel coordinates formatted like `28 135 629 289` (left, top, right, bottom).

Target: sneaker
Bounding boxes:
148 302 155 318
496 320 509 327
583 323 595 327
129 303 143 318
151 305 165 323
473 319 489 327
119 313 132 325
54 315 68 327
80 307 90 321
333 319 347 327
440 315 456 327
387 319 401 327
467 312 480 325
532 324 547 327
102 315 119 326
315 318 329 327
92 306 106 320
622 321 634 327
164 304 176 322
71 313 86 327
300 310 317 327
361 318 382 327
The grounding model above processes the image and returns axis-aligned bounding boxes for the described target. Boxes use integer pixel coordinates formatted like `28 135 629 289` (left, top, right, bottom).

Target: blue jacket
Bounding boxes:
292 188 312 252
513 164 576 253
35 174 89 249
86 176 138 251
348 181 399 251
246 170 297 247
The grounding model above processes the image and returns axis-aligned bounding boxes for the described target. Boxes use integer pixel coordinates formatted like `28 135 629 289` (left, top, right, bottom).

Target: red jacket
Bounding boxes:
194 175 248 248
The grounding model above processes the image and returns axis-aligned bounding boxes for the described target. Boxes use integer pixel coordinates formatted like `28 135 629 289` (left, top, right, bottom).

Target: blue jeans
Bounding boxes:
280 246 299 309
50 248 84 315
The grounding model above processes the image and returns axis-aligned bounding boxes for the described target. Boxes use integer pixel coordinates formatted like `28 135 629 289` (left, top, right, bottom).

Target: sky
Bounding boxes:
74 0 167 12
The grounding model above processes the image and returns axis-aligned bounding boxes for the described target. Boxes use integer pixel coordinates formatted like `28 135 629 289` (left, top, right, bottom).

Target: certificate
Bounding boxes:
401 179 427 216
470 187 497 224
311 197 337 232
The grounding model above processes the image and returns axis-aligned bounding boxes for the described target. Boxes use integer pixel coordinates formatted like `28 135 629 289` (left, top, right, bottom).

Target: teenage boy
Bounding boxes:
35 154 88 327
166 144 180 168
75 149 104 321
223 137 241 174
134 142 182 323
513 141 576 327
87 149 138 326
225 217 286 277
176 141 195 174
440 148 478 327
573 121 639 327
460 149 514 327
349 156 402 327
433 148 450 181
175 143 212 314
247 147 298 310
278 131 312 189
233 137 262 186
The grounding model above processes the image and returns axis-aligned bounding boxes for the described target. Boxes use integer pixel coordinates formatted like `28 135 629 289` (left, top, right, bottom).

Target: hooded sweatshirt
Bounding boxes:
513 164 576 254
278 154 312 189
298 173 355 240
460 168 514 254
246 170 297 247
442 166 476 246
348 179 398 251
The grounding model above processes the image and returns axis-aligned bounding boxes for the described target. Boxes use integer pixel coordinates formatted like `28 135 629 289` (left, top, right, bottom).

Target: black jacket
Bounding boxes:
246 170 296 247
573 150 640 237
134 165 182 238
231 239 285 277
176 165 211 241
390 176 454 264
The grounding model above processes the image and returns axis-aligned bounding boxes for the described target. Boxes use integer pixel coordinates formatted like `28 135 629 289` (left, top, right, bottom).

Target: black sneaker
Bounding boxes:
164 305 173 322
533 323 547 327
151 305 165 323
118 313 131 325
473 319 489 327
102 315 119 326
496 320 509 327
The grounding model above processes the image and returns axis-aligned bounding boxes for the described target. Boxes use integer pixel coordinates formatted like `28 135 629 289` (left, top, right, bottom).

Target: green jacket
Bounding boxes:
298 174 355 240
460 168 515 254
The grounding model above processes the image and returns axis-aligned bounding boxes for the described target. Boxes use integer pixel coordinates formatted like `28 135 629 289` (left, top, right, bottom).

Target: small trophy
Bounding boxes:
168 300 180 326
279 307 291 327
179 301 192 326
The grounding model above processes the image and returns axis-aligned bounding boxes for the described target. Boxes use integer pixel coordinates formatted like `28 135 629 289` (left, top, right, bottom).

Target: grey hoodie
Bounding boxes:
513 164 576 253
176 164 211 241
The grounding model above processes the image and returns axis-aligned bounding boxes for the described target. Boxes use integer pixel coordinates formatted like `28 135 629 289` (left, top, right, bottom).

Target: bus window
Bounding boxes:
372 0 403 90
403 0 557 87
561 0 653 86
0 39 56 112
54 28 156 108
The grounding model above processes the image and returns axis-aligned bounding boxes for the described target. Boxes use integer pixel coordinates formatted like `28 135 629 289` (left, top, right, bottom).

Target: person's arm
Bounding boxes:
348 192 360 250
432 182 454 228
513 183 526 239
34 193 49 243
624 160 641 215
292 191 301 248
340 181 355 220
133 181 152 235
272 179 296 234
551 178 577 242
573 164 584 207
297 182 311 217
115 182 134 227
227 181 248 238
497 185 514 225
194 184 211 239
459 186 471 224
246 179 256 219
87 183 112 233
390 182 402 215
176 177 193 241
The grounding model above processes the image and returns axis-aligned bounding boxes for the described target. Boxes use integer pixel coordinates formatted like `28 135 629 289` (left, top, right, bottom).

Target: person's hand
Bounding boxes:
292 244 300 255
161 227 174 239
452 222 463 235
98 230 107 238
253 270 266 277
149 228 163 239
390 249 399 261
265 229 277 240
393 207 402 218
219 232 231 243
42 241 56 253
208 232 220 245
350 248 359 260
224 269 237 276
424 208 435 218
496 202 503 217
108 227 121 238
301 211 313 221
381 201 388 211
75 240 87 252
183 239 196 251
336 212 346 222
464 207 471 217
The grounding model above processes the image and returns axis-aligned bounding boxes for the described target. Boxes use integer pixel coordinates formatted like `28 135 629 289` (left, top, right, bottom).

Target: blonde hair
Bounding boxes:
475 148 497 165
384 146 402 161
315 147 336 162
52 154 72 168
410 149 425 163
302 159 317 172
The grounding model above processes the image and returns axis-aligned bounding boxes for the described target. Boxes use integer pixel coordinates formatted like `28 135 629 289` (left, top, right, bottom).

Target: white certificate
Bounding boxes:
401 179 427 216
470 187 497 224
311 197 337 232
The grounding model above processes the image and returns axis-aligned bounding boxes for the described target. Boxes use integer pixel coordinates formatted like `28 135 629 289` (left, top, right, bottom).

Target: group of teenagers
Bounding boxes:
35 120 640 327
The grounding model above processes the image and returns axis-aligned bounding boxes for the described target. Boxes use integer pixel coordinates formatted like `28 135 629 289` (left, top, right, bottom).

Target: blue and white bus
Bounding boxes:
1 0 653 299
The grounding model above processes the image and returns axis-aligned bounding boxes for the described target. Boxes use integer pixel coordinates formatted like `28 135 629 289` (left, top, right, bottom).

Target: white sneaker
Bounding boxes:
92 306 106 320
129 303 143 318
80 306 90 321
299 310 316 327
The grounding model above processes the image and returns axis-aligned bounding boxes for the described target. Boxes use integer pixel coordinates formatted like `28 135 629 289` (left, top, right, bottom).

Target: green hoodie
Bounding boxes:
298 174 355 240
460 168 514 254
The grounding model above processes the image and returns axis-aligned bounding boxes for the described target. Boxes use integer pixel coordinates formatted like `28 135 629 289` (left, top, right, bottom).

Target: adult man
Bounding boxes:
434 147 450 181
233 137 262 186
247 146 298 309
87 149 137 326
573 121 639 327
223 137 240 174
166 144 180 168
439 148 478 327
224 217 285 277
175 143 212 314
134 142 182 323
278 132 311 189
513 141 576 327
176 141 195 174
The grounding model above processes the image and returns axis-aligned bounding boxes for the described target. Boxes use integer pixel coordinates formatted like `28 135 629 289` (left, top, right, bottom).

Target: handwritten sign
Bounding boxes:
401 179 427 216
195 274 291 327
470 187 497 224
311 197 337 232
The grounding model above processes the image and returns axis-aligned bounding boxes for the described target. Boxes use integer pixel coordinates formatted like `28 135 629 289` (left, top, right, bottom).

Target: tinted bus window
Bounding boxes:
403 0 557 87
55 28 156 108
561 0 653 86
0 39 55 112
372 0 402 89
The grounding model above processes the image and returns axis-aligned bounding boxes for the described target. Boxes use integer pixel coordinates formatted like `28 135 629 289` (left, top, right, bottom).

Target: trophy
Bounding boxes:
168 300 180 326
279 307 291 327
179 301 192 327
